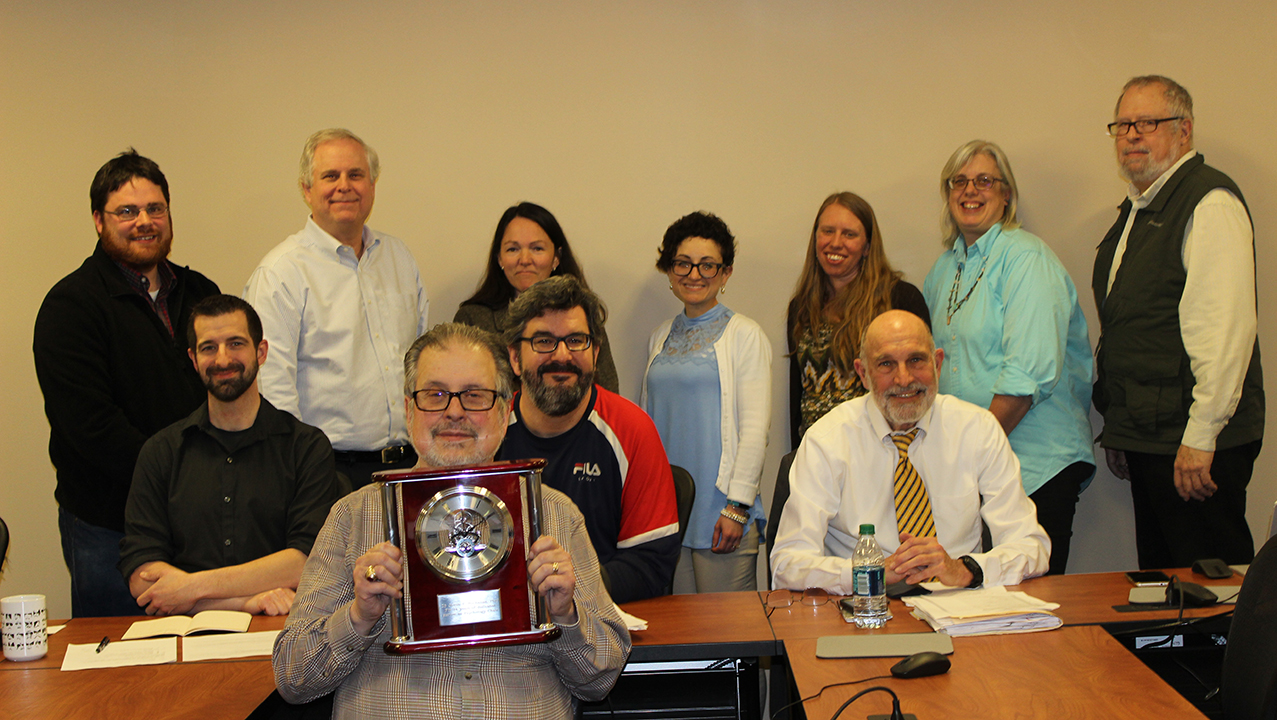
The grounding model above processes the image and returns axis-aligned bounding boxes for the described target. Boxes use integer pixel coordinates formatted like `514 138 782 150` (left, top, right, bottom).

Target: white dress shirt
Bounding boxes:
770 393 1049 593
244 218 428 451
1106 150 1257 451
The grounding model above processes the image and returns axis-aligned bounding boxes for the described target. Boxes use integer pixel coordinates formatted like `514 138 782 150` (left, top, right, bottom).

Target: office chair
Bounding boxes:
669 465 695 546
765 450 797 589
664 465 695 596
0 515 8 580
1220 532 1277 720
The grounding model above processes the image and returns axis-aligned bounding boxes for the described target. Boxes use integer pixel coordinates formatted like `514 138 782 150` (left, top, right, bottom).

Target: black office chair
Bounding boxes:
663 466 695 596
765 450 797 589
670 465 695 546
1220 532 1277 720
0 515 8 580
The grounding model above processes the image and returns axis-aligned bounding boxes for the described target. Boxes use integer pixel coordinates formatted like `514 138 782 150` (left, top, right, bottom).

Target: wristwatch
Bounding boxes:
959 555 984 588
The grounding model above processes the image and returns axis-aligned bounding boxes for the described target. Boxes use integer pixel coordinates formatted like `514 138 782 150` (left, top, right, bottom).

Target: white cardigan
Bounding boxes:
640 312 772 506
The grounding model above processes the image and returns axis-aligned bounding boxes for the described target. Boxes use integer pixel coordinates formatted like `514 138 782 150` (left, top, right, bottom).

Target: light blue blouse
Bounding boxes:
645 304 764 548
922 224 1095 495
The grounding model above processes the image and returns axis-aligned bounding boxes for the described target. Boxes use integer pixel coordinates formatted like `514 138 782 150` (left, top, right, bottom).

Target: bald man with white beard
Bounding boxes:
771 310 1049 593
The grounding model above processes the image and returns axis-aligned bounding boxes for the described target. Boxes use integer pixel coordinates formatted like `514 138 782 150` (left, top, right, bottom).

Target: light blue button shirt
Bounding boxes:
922 224 1095 494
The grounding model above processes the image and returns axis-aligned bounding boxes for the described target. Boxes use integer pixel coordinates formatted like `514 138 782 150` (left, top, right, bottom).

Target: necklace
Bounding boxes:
946 257 986 325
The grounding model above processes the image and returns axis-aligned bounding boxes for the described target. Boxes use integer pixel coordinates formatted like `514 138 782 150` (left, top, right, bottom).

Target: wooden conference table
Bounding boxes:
773 568 1241 720
0 614 285 720
0 569 1240 719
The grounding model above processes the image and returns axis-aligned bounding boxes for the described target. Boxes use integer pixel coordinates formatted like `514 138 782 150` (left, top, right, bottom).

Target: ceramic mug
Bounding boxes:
2 594 48 662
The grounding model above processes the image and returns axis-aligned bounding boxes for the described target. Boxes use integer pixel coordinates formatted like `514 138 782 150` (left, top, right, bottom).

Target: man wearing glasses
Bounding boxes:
274 322 628 717
1093 75 1263 569
34 149 220 616
498 276 680 603
244 128 428 490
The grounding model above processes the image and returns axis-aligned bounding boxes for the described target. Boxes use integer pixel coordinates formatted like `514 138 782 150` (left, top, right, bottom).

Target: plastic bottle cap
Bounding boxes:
859 523 875 534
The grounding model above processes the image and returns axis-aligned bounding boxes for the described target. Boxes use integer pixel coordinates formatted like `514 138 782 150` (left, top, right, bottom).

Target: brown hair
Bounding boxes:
788 192 902 372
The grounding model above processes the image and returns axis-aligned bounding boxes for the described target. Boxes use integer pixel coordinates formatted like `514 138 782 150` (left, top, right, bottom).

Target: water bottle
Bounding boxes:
851 523 890 628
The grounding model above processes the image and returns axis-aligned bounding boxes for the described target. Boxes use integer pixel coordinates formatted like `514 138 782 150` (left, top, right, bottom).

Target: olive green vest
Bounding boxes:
1092 154 1264 454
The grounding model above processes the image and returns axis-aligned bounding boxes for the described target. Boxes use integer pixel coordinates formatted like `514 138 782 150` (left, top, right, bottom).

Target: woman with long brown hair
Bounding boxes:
454 201 619 392
787 192 930 445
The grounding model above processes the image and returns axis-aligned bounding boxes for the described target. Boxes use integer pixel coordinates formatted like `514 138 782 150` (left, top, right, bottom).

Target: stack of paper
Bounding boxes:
903 586 1061 637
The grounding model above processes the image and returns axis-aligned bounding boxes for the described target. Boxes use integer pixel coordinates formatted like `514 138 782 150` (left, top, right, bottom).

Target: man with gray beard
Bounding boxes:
771 310 1048 593
1092 75 1263 569
273 322 628 718
497 276 680 603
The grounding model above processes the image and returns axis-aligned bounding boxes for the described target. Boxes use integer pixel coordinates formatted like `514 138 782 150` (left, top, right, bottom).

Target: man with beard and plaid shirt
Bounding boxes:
119 295 342 616
497 276 679 603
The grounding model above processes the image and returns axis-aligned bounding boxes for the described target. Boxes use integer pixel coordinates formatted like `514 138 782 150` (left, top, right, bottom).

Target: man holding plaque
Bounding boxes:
273 323 629 718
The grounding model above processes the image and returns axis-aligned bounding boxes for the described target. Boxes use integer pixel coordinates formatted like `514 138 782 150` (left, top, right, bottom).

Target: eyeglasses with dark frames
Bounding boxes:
411 388 502 412
1106 116 1183 137
518 333 594 354
671 260 726 278
102 203 169 222
947 175 1005 192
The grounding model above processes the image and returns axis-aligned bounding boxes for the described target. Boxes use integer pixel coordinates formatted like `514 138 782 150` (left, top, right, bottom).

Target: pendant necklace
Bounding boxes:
946 256 987 325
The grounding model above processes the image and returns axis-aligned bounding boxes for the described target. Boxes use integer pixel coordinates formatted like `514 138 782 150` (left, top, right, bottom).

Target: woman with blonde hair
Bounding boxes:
787 192 930 445
922 140 1094 574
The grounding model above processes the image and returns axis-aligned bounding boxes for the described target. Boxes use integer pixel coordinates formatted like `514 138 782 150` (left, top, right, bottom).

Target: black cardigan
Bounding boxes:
34 243 220 531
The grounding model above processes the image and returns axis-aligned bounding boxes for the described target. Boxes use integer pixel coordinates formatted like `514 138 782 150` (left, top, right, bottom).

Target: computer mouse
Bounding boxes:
1166 581 1219 607
1191 558 1233 579
890 651 951 679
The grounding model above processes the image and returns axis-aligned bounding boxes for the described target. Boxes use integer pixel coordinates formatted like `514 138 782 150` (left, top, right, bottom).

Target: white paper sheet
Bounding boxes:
907 586 1059 619
615 604 647 631
903 586 1062 637
182 630 281 662
60 637 177 671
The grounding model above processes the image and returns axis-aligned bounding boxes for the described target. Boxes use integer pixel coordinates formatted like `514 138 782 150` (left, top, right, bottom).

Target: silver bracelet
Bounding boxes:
720 507 748 524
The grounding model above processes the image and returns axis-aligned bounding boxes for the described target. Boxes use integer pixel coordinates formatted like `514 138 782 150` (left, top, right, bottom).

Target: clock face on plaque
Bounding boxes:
416 486 515 582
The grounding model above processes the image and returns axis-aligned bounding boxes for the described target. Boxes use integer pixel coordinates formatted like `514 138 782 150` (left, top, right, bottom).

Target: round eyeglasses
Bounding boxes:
412 389 501 412
671 260 725 278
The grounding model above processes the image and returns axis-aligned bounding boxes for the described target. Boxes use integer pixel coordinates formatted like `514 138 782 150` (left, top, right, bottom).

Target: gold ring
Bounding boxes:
552 562 560 575
365 565 378 582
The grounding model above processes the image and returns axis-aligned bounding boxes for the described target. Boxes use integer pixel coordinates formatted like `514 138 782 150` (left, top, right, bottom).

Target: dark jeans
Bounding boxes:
1029 462 1094 575
1125 440 1260 569
57 507 145 618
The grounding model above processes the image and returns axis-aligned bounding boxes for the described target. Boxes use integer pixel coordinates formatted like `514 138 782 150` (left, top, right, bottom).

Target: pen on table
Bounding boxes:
95 636 110 653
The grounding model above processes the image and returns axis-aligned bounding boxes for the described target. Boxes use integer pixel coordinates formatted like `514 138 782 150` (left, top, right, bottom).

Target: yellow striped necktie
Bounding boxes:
892 429 935 538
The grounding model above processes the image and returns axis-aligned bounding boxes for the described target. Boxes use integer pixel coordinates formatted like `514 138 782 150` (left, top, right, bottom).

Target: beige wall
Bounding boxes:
2 1 1273 617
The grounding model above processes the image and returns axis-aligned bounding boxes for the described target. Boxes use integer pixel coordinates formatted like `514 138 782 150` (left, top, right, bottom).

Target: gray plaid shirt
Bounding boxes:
273 484 631 719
